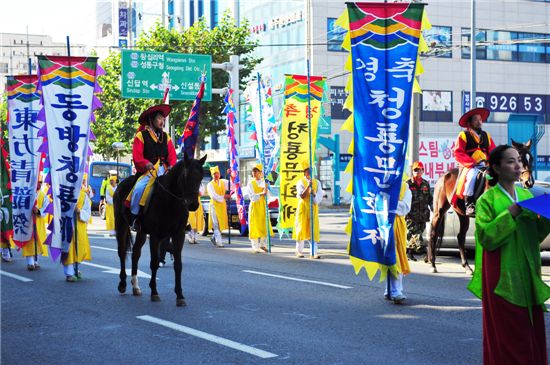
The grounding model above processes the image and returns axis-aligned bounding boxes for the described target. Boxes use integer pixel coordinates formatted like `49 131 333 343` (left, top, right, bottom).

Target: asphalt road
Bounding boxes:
2 212 550 365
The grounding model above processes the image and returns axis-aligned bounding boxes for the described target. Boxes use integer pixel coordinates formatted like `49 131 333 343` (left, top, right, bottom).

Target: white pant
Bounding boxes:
210 210 223 245
187 229 200 243
250 238 266 251
131 165 166 215
464 164 483 197
384 273 404 298
296 240 318 256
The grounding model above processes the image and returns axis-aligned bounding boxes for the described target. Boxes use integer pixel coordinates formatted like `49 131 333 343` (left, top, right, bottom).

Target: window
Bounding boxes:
0 63 8 73
421 90 453 122
422 25 452 58
461 27 486 60
327 18 346 52
486 30 516 61
516 32 547 63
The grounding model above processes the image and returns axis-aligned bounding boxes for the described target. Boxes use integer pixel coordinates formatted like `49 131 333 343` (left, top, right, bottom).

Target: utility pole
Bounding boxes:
128 0 133 48
470 0 476 108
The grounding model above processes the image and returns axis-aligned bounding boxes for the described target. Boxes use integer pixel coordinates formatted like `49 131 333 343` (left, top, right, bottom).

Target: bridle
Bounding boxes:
152 165 198 207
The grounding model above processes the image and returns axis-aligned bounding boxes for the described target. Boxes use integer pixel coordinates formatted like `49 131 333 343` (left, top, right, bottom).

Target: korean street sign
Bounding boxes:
121 49 212 101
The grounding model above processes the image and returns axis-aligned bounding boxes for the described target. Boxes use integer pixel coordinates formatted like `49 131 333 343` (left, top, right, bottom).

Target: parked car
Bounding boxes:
426 181 550 250
88 161 132 219
200 180 279 236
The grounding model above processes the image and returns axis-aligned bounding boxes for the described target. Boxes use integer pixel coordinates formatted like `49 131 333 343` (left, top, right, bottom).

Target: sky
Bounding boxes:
0 0 97 47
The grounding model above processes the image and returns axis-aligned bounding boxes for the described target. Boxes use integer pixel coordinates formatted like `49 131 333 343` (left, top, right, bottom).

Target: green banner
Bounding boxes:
121 50 212 101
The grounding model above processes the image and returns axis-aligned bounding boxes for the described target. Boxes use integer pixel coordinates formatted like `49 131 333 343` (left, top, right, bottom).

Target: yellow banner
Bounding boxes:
279 75 325 229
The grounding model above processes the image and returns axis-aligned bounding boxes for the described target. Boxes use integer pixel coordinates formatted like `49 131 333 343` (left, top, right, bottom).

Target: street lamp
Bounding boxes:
112 142 125 180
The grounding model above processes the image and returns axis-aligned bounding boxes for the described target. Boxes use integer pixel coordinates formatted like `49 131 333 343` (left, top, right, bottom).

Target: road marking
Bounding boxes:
91 245 118 252
243 270 352 289
0 270 33 282
79 261 151 279
136 315 278 359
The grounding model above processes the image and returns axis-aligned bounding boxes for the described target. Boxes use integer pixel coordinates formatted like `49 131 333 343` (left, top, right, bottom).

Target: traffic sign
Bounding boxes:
121 49 212 101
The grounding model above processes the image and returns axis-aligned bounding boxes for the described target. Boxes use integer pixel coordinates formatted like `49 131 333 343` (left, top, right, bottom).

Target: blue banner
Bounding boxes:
348 3 424 273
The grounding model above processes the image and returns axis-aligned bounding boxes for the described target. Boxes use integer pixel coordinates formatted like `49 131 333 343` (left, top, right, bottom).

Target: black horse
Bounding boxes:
114 154 206 306
428 139 534 274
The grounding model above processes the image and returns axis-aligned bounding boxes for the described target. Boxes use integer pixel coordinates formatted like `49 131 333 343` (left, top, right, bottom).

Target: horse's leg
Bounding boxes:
131 232 147 296
172 231 186 307
429 200 450 273
116 227 128 294
149 235 161 302
457 214 473 275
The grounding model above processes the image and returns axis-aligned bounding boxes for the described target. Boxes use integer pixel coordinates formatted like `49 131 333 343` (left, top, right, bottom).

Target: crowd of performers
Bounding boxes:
1 104 550 364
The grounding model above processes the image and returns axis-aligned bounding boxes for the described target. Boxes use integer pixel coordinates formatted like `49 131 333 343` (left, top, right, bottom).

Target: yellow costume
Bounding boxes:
208 179 229 231
248 179 274 240
63 188 92 266
105 178 116 234
394 182 410 276
293 176 321 242
188 197 205 232
22 186 50 259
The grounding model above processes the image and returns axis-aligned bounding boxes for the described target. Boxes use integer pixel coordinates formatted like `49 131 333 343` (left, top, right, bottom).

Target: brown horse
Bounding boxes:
428 139 534 274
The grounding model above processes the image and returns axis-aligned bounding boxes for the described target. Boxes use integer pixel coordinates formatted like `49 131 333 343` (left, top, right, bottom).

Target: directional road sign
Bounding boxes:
121 49 212 101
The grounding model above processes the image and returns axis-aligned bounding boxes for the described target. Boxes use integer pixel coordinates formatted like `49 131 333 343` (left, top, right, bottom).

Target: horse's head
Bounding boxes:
177 153 207 211
511 139 534 188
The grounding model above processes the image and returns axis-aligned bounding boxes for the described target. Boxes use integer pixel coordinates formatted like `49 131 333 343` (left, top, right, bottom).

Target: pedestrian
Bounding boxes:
293 161 323 259
23 176 50 270
385 178 412 304
468 144 550 365
187 183 205 244
63 176 93 282
104 175 117 236
207 166 229 247
405 161 432 261
246 163 273 253
453 108 496 216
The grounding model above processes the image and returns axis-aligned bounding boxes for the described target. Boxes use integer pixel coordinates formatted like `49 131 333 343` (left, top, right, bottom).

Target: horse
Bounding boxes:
113 154 206 306
427 139 534 274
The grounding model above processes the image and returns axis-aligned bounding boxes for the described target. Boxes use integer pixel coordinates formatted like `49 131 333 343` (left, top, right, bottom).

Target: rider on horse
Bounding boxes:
127 104 177 231
452 107 496 216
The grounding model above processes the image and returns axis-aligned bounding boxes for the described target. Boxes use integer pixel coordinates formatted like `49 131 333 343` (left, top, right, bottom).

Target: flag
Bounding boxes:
36 55 103 259
518 194 550 220
223 88 248 234
181 74 205 158
344 2 426 280
6 75 43 248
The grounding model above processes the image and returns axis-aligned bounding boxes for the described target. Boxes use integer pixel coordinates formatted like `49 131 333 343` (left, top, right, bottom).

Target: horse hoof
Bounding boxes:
118 283 127 294
176 298 186 307
465 267 474 276
151 295 161 302
431 267 438 273
132 288 142 296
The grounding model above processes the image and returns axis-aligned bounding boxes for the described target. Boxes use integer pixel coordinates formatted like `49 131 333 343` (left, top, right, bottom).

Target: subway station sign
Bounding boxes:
121 50 212 101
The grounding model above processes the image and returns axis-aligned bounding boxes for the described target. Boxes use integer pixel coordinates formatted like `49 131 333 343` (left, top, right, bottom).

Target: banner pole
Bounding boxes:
256 73 271 253
307 61 315 258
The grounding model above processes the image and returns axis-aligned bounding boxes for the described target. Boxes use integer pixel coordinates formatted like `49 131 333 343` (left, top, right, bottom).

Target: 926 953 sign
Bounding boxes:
462 91 548 114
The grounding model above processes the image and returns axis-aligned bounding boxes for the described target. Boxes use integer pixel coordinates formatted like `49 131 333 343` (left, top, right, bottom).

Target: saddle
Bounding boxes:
453 167 487 214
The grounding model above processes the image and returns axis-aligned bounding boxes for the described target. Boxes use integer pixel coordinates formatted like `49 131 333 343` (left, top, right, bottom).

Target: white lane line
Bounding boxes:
0 270 33 282
80 261 151 279
91 245 118 252
243 270 353 289
136 315 278 359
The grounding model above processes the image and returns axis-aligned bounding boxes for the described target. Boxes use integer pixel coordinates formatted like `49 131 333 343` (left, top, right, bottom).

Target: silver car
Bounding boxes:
427 181 550 250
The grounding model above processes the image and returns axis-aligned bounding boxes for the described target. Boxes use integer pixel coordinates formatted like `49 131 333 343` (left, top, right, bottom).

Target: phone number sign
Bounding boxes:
462 91 549 115
121 50 212 101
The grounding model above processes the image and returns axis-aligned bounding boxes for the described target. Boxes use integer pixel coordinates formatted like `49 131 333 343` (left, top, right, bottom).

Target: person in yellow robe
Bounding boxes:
207 166 229 247
187 183 205 244
385 179 412 304
104 175 117 236
63 178 93 282
23 178 51 270
246 164 273 253
293 161 324 259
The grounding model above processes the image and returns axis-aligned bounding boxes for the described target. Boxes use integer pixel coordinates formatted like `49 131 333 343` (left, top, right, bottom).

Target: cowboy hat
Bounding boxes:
138 104 171 125
458 107 490 128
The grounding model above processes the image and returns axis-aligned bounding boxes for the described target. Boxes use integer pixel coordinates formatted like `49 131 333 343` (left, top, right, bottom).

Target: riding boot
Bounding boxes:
130 208 142 232
406 248 417 261
465 196 476 217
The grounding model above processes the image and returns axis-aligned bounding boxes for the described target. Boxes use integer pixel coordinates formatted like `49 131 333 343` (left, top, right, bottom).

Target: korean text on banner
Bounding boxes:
6 75 43 248
347 2 424 279
279 74 326 230
37 55 103 256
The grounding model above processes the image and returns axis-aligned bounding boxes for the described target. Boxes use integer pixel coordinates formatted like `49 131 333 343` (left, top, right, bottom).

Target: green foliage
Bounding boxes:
93 11 261 158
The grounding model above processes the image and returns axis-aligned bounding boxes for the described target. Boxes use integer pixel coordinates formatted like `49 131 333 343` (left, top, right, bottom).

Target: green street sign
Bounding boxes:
121 49 212 101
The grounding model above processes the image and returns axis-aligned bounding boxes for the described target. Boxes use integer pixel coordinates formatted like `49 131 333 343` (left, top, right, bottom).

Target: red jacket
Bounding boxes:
453 129 496 169
132 126 177 174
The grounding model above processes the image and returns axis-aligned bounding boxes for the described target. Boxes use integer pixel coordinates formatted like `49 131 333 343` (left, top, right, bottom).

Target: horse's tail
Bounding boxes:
114 176 138 254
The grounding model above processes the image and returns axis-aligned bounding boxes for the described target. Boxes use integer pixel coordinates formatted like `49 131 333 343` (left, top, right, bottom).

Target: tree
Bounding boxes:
93 12 262 159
